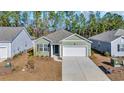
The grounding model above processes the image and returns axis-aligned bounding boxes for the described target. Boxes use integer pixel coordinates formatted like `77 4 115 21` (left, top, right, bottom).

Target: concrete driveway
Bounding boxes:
62 57 110 81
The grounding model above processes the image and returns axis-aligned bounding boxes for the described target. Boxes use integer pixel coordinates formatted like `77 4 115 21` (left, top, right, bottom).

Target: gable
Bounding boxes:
0 27 25 43
62 34 91 43
35 37 50 44
62 34 91 46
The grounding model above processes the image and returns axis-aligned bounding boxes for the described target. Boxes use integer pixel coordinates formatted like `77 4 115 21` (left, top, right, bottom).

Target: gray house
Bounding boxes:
33 30 92 58
0 27 32 60
89 29 124 57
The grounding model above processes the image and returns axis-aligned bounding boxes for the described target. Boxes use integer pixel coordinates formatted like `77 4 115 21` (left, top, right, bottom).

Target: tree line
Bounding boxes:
0 11 124 38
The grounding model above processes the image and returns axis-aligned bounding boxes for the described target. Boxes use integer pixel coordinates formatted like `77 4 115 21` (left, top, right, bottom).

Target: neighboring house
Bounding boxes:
0 27 32 59
89 29 124 57
33 30 92 58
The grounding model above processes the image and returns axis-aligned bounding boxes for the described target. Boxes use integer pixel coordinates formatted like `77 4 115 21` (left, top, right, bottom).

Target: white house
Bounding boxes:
89 29 124 57
0 27 33 60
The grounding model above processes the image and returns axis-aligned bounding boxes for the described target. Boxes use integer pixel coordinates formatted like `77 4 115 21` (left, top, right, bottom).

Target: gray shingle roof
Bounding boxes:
45 30 73 43
0 27 25 43
89 29 124 43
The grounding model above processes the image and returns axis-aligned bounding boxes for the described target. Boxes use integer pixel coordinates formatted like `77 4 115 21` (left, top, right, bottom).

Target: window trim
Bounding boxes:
37 43 49 52
44 44 49 51
118 44 124 52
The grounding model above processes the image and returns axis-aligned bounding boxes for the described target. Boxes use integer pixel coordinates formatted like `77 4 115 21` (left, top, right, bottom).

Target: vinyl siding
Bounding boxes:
34 38 50 56
11 30 33 57
90 39 111 54
111 37 124 57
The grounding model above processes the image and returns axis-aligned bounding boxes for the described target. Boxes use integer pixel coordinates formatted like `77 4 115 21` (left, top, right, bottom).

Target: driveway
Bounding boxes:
62 57 110 81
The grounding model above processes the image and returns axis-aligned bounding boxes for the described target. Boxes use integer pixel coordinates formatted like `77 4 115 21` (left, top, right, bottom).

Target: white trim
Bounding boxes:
62 45 88 57
35 36 52 43
60 33 92 43
51 45 53 57
38 43 49 52
111 36 123 43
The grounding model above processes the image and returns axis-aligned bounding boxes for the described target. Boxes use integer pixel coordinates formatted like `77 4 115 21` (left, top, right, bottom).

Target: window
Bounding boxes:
37 44 43 51
44 44 48 51
118 44 124 51
37 44 48 52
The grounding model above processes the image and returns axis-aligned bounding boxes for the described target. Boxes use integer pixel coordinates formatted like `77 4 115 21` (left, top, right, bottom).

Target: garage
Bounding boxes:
0 47 7 59
63 46 87 57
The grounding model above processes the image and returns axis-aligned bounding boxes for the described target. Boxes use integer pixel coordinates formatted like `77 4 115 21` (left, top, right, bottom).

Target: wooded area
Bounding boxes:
0 11 124 38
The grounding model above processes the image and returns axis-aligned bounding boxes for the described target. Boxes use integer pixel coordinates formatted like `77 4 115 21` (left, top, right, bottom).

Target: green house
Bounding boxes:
33 30 92 58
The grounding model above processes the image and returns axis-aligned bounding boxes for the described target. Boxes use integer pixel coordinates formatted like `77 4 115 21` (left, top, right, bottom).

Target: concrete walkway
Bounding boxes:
62 57 110 81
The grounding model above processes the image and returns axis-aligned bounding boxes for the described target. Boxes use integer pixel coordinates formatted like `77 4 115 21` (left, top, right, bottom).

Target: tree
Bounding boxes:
0 11 11 26
22 11 28 25
9 11 21 26
33 11 43 37
48 11 60 31
79 13 86 36
88 11 97 37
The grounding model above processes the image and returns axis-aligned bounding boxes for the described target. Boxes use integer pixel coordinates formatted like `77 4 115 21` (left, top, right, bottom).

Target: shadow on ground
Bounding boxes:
102 61 112 66
99 66 110 74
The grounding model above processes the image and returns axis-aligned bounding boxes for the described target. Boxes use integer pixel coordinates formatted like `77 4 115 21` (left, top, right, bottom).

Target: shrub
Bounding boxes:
104 51 110 57
28 49 34 57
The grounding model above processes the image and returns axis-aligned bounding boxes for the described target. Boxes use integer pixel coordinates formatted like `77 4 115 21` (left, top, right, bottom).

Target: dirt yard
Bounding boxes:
0 53 62 81
90 52 124 81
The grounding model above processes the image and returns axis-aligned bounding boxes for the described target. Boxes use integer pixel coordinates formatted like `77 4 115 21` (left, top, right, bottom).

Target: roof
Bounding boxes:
45 29 73 43
89 29 124 43
0 27 25 43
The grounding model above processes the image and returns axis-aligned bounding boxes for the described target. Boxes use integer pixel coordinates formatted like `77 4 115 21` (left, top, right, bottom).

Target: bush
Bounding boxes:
104 51 110 57
28 49 34 57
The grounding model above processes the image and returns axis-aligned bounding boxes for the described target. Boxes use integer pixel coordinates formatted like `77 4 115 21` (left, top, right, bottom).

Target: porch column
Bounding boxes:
59 45 62 57
51 45 53 57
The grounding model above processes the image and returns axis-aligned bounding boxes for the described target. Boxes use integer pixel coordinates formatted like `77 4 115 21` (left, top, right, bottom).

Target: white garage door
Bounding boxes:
63 46 87 56
0 47 7 59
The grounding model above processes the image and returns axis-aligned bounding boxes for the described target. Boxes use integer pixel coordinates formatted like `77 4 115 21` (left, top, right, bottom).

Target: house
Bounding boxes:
89 29 124 57
33 30 91 58
0 27 32 60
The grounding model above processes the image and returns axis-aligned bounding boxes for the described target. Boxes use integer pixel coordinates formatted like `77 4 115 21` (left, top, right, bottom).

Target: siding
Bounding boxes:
11 30 33 57
0 43 11 58
90 39 111 54
34 38 50 56
111 37 124 57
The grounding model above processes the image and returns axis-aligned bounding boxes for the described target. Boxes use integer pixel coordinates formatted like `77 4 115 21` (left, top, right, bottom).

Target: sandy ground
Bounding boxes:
91 52 124 81
0 53 62 81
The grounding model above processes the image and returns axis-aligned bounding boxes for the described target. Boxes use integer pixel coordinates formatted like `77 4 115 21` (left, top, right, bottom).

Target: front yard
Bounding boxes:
0 53 62 81
91 51 124 81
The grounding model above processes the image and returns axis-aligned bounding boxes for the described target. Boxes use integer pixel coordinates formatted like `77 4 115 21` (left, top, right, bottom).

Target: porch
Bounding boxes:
51 45 62 61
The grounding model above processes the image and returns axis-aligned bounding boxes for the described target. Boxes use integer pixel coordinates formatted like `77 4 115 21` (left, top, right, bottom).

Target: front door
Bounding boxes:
53 45 59 55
